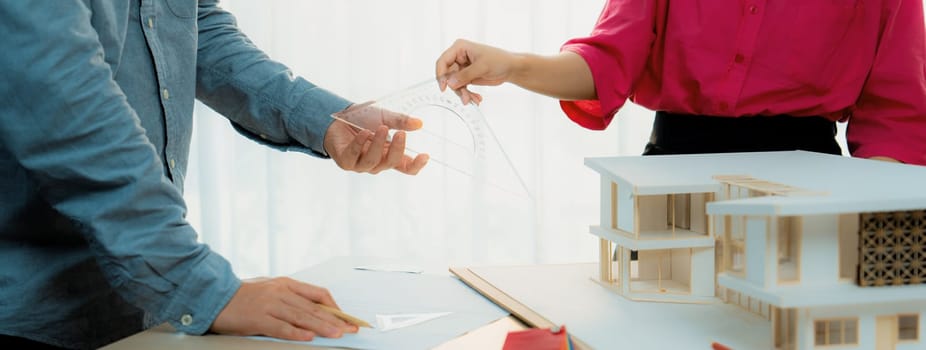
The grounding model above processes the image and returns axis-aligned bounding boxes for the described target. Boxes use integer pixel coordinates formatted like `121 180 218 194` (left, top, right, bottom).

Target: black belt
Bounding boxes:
643 111 842 156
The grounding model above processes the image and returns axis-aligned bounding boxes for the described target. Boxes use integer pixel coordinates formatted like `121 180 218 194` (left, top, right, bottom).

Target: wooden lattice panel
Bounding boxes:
859 211 926 287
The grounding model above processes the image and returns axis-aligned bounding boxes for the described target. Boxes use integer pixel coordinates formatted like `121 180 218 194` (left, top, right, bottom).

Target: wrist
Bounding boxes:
508 52 532 86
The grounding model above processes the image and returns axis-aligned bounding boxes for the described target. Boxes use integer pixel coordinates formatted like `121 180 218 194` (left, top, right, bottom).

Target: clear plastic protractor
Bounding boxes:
336 79 532 199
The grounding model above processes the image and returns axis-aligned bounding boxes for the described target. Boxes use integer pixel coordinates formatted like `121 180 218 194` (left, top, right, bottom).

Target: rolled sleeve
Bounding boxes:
847 0 926 165
195 0 351 158
559 0 657 130
283 86 353 157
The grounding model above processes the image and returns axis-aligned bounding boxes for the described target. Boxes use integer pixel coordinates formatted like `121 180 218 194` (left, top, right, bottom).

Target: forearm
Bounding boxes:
847 0 926 166
869 156 901 163
510 51 596 101
196 1 350 157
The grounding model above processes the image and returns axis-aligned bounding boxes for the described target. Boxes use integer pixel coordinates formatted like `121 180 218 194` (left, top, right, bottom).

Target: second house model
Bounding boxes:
584 151 926 350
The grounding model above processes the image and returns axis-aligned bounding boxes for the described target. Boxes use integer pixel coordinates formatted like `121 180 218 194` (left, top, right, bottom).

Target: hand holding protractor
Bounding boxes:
328 101 430 175
330 78 532 199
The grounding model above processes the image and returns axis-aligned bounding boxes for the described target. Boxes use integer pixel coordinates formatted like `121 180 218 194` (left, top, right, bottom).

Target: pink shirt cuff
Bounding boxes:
559 45 628 130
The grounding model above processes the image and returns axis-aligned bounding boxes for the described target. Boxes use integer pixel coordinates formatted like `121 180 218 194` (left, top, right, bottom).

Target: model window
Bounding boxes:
726 216 746 274
777 217 800 283
814 319 858 346
899 315 919 341
774 308 797 350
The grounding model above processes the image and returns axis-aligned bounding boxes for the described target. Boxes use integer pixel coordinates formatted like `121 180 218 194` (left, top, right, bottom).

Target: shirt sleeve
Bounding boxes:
0 1 240 335
846 0 926 165
195 0 352 158
559 0 658 130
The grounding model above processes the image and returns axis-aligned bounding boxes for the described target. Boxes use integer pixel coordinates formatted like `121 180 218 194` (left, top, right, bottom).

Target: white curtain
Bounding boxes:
184 0 851 278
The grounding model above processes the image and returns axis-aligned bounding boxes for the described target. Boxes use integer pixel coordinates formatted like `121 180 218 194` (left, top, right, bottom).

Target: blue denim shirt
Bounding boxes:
0 1 351 348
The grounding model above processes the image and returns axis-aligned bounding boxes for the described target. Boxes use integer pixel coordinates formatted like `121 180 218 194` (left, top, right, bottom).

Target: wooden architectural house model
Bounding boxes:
585 151 926 350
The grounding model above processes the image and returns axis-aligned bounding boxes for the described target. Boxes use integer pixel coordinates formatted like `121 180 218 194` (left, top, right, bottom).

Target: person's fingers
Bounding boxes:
458 88 483 105
285 278 338 307
393 155 414 175
436 51 455 87
270 304 343 339
280 294 343 326
449 85 466 101
409 154 430 175
460 88 481 105
459 89 471 105
261 317 316 341
210 278 357 342
355 126 388 172
436 40 471 90
446 60 490 91
282 279 358 333
472 92 483 105
360 138 373 156
414 154 429 172
337 129 373 170
869 156 900 163
380 110 423 131
372 131 407 173
397 154 429 175
280 294 355 333
439 63 463 92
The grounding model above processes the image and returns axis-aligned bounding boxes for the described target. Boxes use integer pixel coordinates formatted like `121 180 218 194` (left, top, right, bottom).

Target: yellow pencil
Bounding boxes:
318 304 373 328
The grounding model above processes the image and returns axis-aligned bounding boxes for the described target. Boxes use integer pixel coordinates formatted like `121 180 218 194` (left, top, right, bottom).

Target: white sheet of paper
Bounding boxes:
250 257 508 349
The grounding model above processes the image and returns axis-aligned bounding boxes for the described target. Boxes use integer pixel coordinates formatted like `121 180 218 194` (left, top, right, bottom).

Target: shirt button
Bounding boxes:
734 54 745 63
147 17 154 28
749 5 758 14
719 102 730 112
180 314 193 326
162 88 170 100
169 159 176 169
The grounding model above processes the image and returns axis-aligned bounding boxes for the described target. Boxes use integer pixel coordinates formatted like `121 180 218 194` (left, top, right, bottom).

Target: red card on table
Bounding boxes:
502 326 572 350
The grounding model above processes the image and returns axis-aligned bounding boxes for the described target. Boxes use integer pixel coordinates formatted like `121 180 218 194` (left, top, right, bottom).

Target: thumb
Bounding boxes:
447 64 486 90
381 110 423 131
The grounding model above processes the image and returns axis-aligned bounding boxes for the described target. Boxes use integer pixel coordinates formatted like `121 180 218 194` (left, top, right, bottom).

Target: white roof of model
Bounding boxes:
585 151 926 216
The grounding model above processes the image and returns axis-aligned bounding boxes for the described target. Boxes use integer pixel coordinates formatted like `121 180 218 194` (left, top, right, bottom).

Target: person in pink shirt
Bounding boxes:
435 0 926 165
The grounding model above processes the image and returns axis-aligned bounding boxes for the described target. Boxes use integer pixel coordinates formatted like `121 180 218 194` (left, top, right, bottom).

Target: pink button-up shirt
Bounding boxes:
561 0 926 165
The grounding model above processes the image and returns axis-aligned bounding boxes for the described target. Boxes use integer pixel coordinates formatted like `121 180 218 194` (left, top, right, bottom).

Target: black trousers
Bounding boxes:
0 335 68 349
643 111 842 156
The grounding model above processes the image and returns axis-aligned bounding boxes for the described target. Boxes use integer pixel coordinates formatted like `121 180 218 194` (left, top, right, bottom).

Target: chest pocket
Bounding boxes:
772 0 866 92
166 0 197 18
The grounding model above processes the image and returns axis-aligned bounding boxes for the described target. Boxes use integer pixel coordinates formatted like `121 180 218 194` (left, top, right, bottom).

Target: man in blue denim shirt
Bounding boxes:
0 1 429 348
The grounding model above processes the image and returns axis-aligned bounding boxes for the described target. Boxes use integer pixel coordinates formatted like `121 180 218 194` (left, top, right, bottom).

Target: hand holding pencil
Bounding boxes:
211 277 361 341
318 304 373 329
